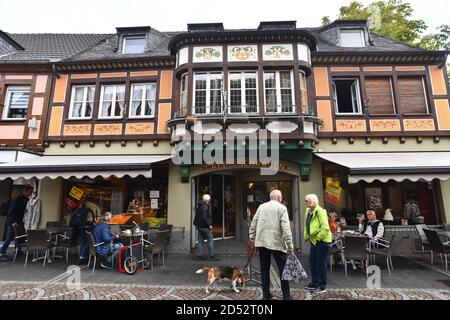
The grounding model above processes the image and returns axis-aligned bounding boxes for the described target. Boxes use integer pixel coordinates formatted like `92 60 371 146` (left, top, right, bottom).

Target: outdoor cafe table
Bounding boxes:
32 227 66 263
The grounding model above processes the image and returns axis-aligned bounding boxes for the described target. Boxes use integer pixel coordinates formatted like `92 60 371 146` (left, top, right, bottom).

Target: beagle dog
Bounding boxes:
196 266 246 293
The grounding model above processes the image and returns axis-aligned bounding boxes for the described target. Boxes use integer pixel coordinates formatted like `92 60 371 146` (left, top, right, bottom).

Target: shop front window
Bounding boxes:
244 181 293 220
62 167 169 228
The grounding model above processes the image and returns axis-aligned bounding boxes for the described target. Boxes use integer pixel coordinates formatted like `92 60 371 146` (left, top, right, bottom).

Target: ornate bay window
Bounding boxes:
264 70 295 113
228 71 258 114
193 72 223 114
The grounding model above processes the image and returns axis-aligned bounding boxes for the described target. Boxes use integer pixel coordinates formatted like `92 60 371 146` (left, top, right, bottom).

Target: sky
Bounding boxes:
0 0 448 34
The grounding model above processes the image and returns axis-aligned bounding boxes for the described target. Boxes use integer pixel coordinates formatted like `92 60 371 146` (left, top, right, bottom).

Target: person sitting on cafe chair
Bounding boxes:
358 210 384 242
92 212 122 269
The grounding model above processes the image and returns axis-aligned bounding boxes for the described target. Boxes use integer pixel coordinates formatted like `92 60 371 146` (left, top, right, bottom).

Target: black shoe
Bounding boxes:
283 295 293 300
261 293 272 300
313 287 327 294
78 258 88 265
197 256 207 260
304 283 317 290
210 256 220 261
16 251 24 257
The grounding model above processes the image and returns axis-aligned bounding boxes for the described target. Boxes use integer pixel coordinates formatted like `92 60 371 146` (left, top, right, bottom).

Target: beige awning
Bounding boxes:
315 152 450 183
0 155 172 180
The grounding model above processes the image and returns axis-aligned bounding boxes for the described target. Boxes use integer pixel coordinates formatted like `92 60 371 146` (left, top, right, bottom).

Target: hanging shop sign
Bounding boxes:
69 186 85 201
324 177 342 206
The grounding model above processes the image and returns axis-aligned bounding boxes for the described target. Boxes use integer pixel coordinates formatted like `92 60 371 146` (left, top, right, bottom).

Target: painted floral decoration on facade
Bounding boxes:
231 46 255 60
195 48 221 60
95 124 122 135
404 119 435 131
63 125 91 136
371 120 400 131
337 120 366 131
264 45 291 58
127 123 154 134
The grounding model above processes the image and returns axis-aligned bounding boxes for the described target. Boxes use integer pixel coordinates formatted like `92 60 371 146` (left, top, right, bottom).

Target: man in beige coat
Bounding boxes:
249 190 293 300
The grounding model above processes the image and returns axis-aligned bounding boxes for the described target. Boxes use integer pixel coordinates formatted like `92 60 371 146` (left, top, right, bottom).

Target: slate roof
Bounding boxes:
308 29 426 52
0 33 111 62
63 30 176 62
0 22 440 66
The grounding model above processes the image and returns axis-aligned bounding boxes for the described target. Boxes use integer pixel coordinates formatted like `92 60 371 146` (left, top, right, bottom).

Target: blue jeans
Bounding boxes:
309 241 331 288
106 243 123 265
197 227 214 257
79 230 89 260
0 225 15 255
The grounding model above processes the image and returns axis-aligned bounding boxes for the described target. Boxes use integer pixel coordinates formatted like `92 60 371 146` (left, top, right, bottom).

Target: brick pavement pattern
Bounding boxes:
0 281 448 300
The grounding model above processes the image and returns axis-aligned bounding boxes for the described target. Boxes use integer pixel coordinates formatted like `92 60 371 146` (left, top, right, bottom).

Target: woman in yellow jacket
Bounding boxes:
304 194 332 293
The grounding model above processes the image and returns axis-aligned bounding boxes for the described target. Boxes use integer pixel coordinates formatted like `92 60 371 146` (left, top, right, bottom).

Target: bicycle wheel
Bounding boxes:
124 256 138 275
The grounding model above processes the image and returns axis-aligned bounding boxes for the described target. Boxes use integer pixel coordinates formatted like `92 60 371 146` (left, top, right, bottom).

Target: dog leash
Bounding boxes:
243 241 256 271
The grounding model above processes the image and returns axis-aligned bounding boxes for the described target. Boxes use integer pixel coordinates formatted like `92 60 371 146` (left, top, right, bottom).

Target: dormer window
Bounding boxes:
340 29 365 47
122 36 146 54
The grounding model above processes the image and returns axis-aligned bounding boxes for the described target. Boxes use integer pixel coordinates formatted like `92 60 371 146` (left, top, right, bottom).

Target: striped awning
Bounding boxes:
0 155 172 180
315 152 450 183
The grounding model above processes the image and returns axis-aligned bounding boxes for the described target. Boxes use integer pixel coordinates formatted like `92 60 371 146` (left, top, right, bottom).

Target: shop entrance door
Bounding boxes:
195 174 236 239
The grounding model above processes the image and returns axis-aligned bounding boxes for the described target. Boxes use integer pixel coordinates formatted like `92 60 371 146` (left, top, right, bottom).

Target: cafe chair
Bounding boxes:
144 230 169 270
329 239 345 273
369 234 396 274
414 224 431 252
341 236 370 277
159 224 173 254
423 229 450 270
86 231 107 274
53 228 81 263
12 224 28 263
24 230 54 268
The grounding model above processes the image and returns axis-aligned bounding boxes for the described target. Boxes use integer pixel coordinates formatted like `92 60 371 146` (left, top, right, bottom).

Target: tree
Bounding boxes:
322 0 450 79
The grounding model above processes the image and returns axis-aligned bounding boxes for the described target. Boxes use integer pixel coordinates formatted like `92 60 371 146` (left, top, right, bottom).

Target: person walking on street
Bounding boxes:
249 190 294 300
304 194 332 294
193 194 218 261
0 185 34 261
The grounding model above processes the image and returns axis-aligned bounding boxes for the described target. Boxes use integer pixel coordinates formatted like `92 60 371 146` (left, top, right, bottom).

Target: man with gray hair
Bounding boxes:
249 189 293 300
193 194 218 261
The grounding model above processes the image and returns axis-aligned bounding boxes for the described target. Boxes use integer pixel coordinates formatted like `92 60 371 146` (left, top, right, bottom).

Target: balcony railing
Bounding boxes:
189 105 299 115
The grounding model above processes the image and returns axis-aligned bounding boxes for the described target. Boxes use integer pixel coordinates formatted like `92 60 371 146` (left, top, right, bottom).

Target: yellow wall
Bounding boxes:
440 180 450 224
38 178 63 228
167 163 192 253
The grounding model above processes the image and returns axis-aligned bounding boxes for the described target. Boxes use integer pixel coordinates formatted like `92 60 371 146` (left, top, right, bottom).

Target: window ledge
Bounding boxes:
66 117 92 121
128 116 155 120
401 113 433 117
334 113 365 117
0 118 27 122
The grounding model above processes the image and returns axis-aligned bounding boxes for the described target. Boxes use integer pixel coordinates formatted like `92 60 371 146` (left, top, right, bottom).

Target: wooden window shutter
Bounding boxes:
398 76 428 114
365 77 395 114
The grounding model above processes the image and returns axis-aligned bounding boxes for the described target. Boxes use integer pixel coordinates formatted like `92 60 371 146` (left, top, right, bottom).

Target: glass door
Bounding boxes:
195 174 236 240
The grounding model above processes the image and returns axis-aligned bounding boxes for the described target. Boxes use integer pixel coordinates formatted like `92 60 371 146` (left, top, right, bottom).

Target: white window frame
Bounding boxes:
179 73 189 116
122 36 146 54
420 76 430 114
68 85 95 120
340 29 365 47
129 83 156 119
2 86 31 120
98 84 126 119
193 72 223 115
228 71 259 114
332 78 363 115
263 70 295 114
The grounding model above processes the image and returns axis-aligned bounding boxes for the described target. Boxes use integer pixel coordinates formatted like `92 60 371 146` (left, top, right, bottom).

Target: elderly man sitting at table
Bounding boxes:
92 212 123 270
358 210 384 242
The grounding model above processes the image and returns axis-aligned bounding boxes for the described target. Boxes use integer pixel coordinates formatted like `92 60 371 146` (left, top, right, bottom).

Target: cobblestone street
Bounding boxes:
0 280 449 300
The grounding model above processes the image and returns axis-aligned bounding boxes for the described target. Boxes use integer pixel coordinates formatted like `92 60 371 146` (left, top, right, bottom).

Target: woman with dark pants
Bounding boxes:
303 194 332 293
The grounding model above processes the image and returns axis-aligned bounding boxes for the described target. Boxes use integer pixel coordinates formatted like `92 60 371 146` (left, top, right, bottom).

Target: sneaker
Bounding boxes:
210 256 220 261
283 295 293 301
260 293 272 300
100 262 112 270
313 287 327 294
304 283 317 290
